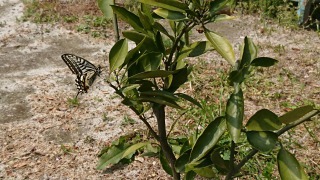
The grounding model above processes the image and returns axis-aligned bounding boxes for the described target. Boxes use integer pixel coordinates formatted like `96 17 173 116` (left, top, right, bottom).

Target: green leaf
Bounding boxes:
279 105 314 124
246 131 278 153
121 37 145 69
123 31 159 52
138 52 163 71
188 41 214 57
228 70 245 84
154 8 186 20
214 14 236 22
175 150 191 172
205 30 235 66
97 142 147 170
97 0 114 19
188 156 216 178
189 117 226 162
210 148 230 174
138 10 153 31
251 57 278 67
226 89 244 143
153 22 174 41
155 31 166 53
239 36 257 70
160 149 173 176
129 70 174 79
176 41 214 64
122 142 148 157
246 109 282 131
137 96 182 109
137 80 156 91
277 148 308 180
209 0 230 15
109 39 128 72
140 90 179 101
139 0 188 13
193 166 216 178
167 66 190 92
120 84 140 94
111 5 144 32
175 93 202 108
185 170 196 180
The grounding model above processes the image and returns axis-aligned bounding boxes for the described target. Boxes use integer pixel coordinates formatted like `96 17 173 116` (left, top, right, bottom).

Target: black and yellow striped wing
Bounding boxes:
61 54 101 98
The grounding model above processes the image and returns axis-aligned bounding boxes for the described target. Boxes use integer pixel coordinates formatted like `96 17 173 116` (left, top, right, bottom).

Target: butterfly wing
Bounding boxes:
61 54 83 75
61 54 101 97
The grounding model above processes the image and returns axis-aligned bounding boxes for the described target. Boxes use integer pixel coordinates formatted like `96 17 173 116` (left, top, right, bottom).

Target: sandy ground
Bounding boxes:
0 0 319 179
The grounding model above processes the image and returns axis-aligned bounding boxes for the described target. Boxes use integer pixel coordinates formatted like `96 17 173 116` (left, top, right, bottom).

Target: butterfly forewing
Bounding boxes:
61 54 101 98
61 54 83 75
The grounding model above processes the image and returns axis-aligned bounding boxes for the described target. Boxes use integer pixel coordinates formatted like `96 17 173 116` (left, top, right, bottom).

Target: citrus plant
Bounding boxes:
97 0 319 179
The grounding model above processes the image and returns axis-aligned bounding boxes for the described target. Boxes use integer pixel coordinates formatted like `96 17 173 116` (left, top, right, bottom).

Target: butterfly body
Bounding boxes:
61 54 101 98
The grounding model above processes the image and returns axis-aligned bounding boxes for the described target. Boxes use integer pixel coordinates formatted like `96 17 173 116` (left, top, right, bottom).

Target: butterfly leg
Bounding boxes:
75 91 80 99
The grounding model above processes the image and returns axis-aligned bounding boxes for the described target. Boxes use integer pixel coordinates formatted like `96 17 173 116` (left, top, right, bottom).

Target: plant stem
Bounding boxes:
107 81 160 141
225 149 259 180
276 109 319 136
166 21 194 69
229 141 236 172
153 104 180 180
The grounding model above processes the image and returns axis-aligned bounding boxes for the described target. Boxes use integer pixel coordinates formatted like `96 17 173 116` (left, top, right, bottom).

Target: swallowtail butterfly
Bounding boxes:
61 54 101 98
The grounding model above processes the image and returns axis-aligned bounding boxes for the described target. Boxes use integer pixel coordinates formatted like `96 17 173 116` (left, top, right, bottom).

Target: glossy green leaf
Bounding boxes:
154 8 186 20
251 57 278 67
138 52 163 71
226 89 244 143
175 150 191 172
214 14 236 22
140 90 179 101
137 96 182 109
139 0 188 12
97 142 147 169
277 148 308 180
239 37 257 70
160 149 173 176
246 131 278 153
189 117 226 162
176 41 213 64
138 10 153 31
209 0 230 15
121 37 145 69
185 170 196 180
122 142 148 157
111 5 144 32
120 84 140 94
279 105 314 124
175 93 202 108
123 31 159 52
205 30 235 66
188 41 214 57
123 31 145 43
228 70 245 84
153 22 174 41
109 39 128 72
167 67 190 92
136 80 156 91
129 70 174 79
193 165 216 178
246 109 282 131
97 0 114 19
155 31 166 53
210 148 230 174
